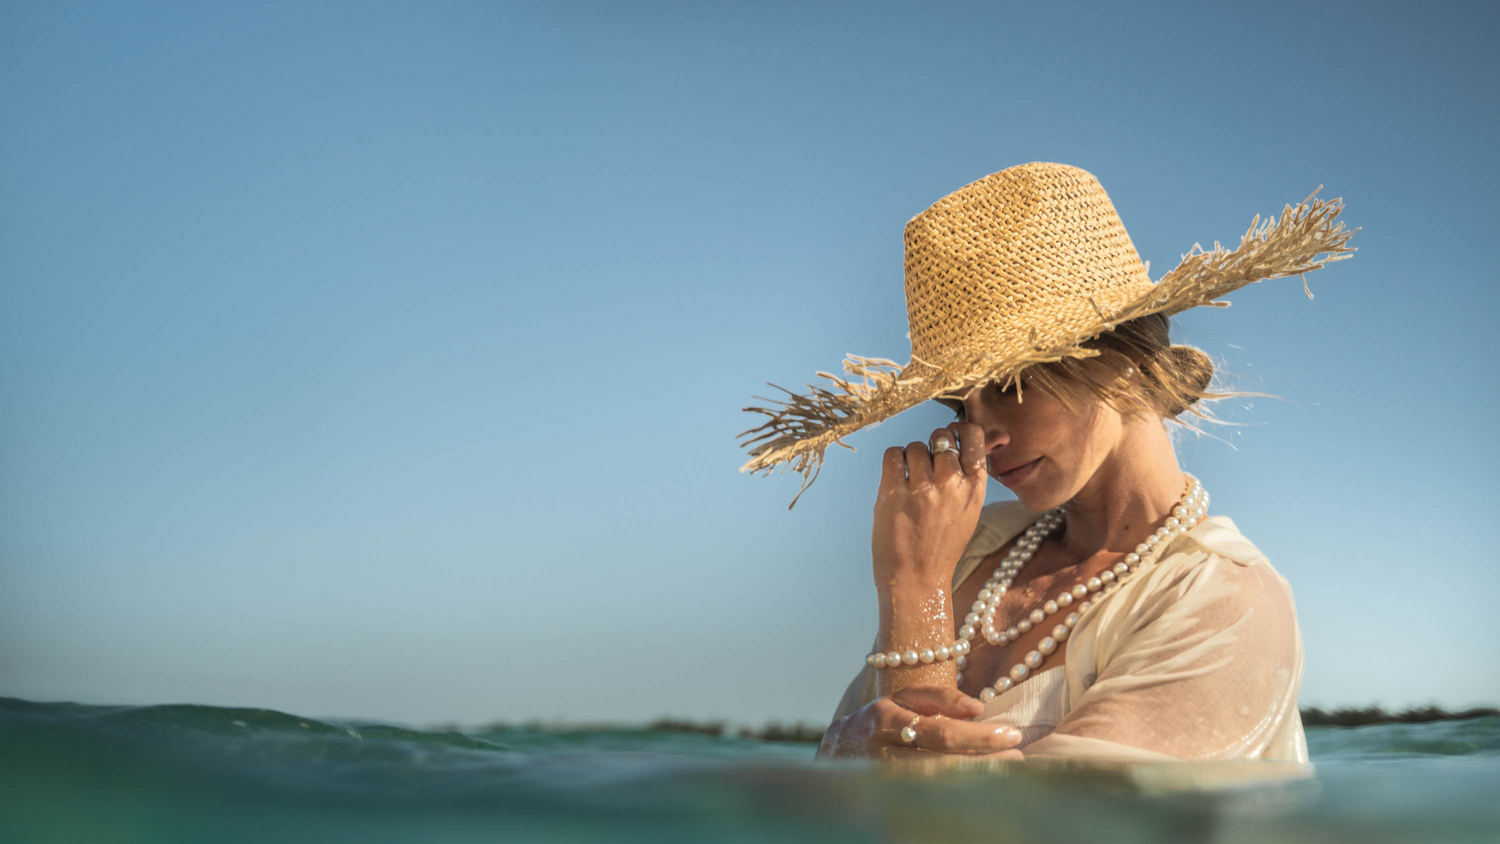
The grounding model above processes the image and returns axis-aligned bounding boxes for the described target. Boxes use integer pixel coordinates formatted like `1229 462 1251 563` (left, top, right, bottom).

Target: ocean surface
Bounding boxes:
2 697 1498 843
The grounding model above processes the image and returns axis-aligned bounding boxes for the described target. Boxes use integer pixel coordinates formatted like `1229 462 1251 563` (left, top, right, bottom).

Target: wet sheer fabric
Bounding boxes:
831 500 1308 763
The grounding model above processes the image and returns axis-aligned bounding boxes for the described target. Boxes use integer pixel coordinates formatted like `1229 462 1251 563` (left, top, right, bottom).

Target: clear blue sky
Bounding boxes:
2 0 1496 727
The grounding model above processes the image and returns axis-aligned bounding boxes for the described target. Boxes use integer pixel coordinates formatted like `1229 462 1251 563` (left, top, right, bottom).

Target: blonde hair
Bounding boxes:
1002 312 1225 424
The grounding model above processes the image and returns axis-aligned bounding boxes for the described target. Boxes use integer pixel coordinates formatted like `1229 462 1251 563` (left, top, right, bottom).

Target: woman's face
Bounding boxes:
938 380 1124 512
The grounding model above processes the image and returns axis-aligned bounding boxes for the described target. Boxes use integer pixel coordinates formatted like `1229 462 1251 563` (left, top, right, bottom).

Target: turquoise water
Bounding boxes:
2 697 1498 843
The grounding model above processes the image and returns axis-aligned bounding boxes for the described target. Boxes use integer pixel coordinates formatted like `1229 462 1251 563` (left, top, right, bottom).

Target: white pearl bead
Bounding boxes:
1053 624 1069 640
1145 534 1160 546
1017 619 1032 633
902 650 919 666
1010 663 1029 682
902 724 919 741
1078 601 1092 613
1114 563 1129 575
919 649 935 664
1029 608 1046 624
955 655 967 669
954 640 970 656
1099 570 1115 583
959 624 975 639
965 613 980 626
1072 584 1089 599
1173 505 1188 518
1024 650 1043 668
971 601 987 614
1007 626 1019 639
1038 637 1057 655
867 654 878 667
1064 612 1081 627
1057 593 1074 607
996 676 1014 692
980 688 996 701
1135 543 1150 555
936 645 951 661
982 625 997 641
1125 553 1140 565
977 588 992 601
887 652 901 665
1165 516 1180 529
1044 600 1059 615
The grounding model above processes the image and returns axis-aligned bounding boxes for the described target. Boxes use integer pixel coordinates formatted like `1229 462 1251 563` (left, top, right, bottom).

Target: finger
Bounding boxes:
928 428 962 479
880 446 909 489
904 441 933 487
890 685 985 719
914 717 1023 754
950 422 988 478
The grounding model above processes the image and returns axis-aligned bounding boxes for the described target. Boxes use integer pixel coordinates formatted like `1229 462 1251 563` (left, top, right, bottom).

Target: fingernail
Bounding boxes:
1005 727 1022 745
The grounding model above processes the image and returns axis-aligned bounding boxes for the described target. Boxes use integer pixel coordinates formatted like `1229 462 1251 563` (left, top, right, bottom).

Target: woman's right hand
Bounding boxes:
817 685 1024 761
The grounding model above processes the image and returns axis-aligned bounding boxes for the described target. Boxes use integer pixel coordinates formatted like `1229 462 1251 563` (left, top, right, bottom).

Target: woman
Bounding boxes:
737 162 1355 763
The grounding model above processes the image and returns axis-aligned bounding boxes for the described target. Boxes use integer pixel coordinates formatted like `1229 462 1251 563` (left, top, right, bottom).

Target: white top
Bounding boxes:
832 499 1309 762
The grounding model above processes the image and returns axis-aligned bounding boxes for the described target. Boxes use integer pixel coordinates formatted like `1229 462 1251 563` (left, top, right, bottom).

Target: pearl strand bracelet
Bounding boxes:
866 637 972 670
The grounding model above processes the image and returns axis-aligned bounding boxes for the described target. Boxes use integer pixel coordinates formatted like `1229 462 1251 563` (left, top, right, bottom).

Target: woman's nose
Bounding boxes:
963 399 1008 450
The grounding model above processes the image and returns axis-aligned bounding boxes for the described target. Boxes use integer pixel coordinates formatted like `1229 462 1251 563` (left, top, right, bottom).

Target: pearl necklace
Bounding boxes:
866 475 1210 702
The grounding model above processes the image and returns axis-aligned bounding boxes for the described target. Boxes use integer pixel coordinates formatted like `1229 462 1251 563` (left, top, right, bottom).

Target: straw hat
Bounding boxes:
737 162 1356 509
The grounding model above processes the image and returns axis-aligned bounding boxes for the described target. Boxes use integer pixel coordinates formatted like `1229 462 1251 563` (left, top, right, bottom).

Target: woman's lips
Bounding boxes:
992 456 1042 486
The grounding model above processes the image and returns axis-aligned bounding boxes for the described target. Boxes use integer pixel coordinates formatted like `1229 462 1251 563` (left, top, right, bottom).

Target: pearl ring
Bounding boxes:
932 437 957 455
900 715 921 745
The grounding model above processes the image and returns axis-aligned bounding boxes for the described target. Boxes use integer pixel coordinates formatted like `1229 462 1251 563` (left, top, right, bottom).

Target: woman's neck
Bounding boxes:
1059 417 1185 557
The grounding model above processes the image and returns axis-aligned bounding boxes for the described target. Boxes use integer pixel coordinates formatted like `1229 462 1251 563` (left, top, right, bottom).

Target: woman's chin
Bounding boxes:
1006 478 1068 512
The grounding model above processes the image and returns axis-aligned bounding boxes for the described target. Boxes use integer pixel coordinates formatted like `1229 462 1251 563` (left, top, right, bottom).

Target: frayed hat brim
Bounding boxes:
737 188 1356 510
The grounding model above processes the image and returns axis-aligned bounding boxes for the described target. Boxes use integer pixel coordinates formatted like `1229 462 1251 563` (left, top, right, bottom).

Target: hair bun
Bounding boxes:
1159 345 1214 415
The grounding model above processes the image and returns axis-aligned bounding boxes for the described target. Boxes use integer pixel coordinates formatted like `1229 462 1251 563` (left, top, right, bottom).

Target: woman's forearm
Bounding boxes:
875 572 958 697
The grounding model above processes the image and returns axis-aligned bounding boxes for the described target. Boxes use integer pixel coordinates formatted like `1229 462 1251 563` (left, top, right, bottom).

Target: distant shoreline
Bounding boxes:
466 706 1500 744
1297 705 1500 728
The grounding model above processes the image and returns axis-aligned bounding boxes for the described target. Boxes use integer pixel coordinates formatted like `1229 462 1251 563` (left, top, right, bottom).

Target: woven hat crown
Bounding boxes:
903 162 1154 369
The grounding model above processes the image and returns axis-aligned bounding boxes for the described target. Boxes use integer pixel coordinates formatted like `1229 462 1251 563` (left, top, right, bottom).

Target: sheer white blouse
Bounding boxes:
832 499 1308 762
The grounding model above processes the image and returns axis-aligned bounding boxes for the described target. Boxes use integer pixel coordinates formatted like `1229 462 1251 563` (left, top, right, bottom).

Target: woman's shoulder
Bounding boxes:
1138 514 1297 616
1177 514 1271 568
1092 514 1302 665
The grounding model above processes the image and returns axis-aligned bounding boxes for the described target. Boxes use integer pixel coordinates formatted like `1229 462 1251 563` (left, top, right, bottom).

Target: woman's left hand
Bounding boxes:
872 422 989 589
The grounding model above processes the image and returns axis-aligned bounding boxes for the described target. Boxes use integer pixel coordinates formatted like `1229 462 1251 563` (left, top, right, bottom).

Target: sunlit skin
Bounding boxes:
816 374 1190 762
